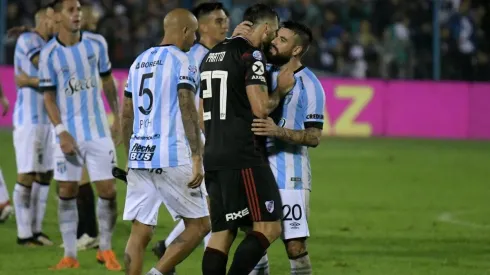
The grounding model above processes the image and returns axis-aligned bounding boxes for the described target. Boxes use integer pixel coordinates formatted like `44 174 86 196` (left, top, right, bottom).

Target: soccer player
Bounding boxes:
11 6 56 246
39 0 121 270
152 2 229 262
121 8 210 275
200 4 295 275
251 21 325 275
0 84 13 223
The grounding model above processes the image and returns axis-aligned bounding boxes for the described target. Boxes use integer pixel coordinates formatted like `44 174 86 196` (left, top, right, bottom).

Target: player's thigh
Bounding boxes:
52 143 83 182
38 124 55 174
280 189 310 241
123 169 161 226
243 166 283 222
158 165 208 221
83 137 117 182
79 166 90 185
13 126 42 174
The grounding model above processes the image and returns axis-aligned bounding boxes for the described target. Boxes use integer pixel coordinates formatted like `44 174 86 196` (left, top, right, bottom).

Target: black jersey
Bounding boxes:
199 37 269 171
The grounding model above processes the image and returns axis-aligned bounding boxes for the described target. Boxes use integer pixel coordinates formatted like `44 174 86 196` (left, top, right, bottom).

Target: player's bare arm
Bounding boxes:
246 84 270 118
199 98 205 133
121 97 134 154
252 117 321 147
178 87 204 188
268 66 295 111
102 74 121 144
43 89 77 155
0 84 9 116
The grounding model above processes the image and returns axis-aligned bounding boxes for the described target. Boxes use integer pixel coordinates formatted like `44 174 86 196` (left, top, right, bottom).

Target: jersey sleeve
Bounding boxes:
18 34 44 62
97 35 112 76
38 47 57 92
241 48 267 86
177 54 199 93
302 74 326 129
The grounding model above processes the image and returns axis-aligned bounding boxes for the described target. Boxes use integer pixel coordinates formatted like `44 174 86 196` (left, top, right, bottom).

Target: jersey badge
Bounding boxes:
252 50 262 61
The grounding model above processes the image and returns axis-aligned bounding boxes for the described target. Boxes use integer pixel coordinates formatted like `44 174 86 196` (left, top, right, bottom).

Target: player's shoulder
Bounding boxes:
16 32 43 46
40 37 60 58
165 45 192 64
189 43 208 53
296 67 325 94
82 31 107 45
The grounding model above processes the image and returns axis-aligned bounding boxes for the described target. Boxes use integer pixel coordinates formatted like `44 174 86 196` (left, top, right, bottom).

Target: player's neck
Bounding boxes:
33 26 49 41
199 36 218 49
161 36 183 51
282 57 303 72
58 30 81 46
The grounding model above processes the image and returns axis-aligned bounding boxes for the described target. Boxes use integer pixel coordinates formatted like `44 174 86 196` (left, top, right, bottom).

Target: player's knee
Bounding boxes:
57 181 78 198
284 238 307 258
254 221 282 243
94 179 116 198
184 216 211 238
16 173 35 185
128 220 154 248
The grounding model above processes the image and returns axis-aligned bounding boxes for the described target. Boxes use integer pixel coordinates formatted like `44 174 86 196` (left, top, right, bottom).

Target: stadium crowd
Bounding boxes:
3 0 490 81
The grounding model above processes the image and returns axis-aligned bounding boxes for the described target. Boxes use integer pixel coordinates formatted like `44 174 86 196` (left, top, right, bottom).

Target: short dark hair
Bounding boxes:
49 0 65 11
281 21 313 55
192 2 229 19
243 3 278 25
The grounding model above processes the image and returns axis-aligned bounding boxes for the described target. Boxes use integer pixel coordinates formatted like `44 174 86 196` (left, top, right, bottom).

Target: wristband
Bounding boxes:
54 124 67 135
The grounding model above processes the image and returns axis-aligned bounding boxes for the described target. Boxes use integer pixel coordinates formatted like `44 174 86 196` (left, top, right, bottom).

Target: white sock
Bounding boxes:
31 181 50 234
249 253 270 275
13 183 33 239
289 252 312 275
146 267 163 275
165 219 185 247
97 197 117 251
0 170 9 203
203 232 211 249
59 198 78 258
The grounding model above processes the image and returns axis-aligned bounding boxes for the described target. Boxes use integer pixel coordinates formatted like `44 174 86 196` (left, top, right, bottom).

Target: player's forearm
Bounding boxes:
102 76 120 116
43 91 63 126
267 90 281 114
276 127 321 147
179 91 202 157
121 98 133 153
27 77 40 89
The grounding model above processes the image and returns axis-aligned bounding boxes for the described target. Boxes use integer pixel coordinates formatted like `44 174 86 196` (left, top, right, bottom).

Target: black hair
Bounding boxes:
242 3 278 25
192 2 229 19
280 21 313 55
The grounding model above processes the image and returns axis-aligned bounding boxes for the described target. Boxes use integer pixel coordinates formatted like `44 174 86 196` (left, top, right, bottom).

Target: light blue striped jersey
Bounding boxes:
187 43 209 110
13 32 49 126
267 65 326 190
124 45 200 169
38 32 112 143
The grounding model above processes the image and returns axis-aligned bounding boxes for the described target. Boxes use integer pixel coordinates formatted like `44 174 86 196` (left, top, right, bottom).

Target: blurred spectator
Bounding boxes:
2 0 489 81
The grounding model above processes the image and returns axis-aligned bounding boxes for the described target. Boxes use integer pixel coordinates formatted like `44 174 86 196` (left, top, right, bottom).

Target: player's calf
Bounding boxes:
13 173 36 244
153 216 210 274
285 238 312 275
125 220 154 275
31 171 53 246
202 229 237 275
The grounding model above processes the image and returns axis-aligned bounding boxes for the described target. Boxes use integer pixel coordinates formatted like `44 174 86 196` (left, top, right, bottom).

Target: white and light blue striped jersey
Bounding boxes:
267 65 326 190
124 45 200 169
187 43 209 109
13 32 49 126
38 31 112 143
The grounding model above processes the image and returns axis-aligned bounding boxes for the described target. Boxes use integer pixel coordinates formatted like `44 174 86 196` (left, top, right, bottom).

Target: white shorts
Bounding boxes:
53 137 116 182
280 189 310 240
13 125 54 174
123 166 209 226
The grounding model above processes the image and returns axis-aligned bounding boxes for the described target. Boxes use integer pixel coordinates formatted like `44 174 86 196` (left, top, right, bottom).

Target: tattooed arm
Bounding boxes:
121 97 134 154
178 88 202 157
102 74 121 144
252 117 322 147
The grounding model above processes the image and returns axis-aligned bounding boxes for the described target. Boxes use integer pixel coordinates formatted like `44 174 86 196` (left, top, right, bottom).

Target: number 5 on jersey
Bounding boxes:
201 70 228 120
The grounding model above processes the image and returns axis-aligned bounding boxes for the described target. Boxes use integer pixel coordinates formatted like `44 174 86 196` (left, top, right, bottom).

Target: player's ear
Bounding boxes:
292 45 303 57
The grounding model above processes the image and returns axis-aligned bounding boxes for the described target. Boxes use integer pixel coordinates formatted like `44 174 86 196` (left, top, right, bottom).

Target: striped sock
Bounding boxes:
249 253 269 275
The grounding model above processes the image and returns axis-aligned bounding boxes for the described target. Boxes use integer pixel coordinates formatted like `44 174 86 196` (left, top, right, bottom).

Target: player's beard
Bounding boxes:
267 46 291 66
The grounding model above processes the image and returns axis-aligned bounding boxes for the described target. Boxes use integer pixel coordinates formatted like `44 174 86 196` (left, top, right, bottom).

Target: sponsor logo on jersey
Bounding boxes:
206 51 226 63
225 208 250 221
252 61 265 75
252 50 262 60
135 60 164 69
251 75 266 82
131 134 161 140
63 76 98 96
129 143 156 161
306 114 324 120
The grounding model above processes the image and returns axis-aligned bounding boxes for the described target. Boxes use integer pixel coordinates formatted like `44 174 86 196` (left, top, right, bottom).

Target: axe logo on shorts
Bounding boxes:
225 208 249 221
265 200 275 213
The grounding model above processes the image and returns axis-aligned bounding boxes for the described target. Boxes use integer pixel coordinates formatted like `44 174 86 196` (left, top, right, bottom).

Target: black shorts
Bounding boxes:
205 165 283 232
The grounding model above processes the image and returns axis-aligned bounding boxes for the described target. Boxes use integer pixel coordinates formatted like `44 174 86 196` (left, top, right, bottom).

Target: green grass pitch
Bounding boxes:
0 130 489 275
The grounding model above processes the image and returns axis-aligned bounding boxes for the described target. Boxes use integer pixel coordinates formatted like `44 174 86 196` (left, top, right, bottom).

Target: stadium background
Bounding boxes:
0 0 489 274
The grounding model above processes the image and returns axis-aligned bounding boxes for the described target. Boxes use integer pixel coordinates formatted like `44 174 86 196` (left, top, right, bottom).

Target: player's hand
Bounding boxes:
276 66 296 97
15 69 30 87
0 96 9 117
7 26 31 38
111 117 122 146
188 156 204 189
232 21 253 37
59 131 77 155
252 117 281 137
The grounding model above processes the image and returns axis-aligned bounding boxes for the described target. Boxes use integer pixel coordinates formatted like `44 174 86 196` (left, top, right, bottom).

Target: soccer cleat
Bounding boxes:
96 250 122 271
49 257 80 270
17 237 44 246
152 240 177 274
0 204 13 223
34 232 54 246
77 234 99 250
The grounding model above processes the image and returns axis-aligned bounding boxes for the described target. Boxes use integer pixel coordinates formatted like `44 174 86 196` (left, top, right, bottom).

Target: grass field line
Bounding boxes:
437 211 490 230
